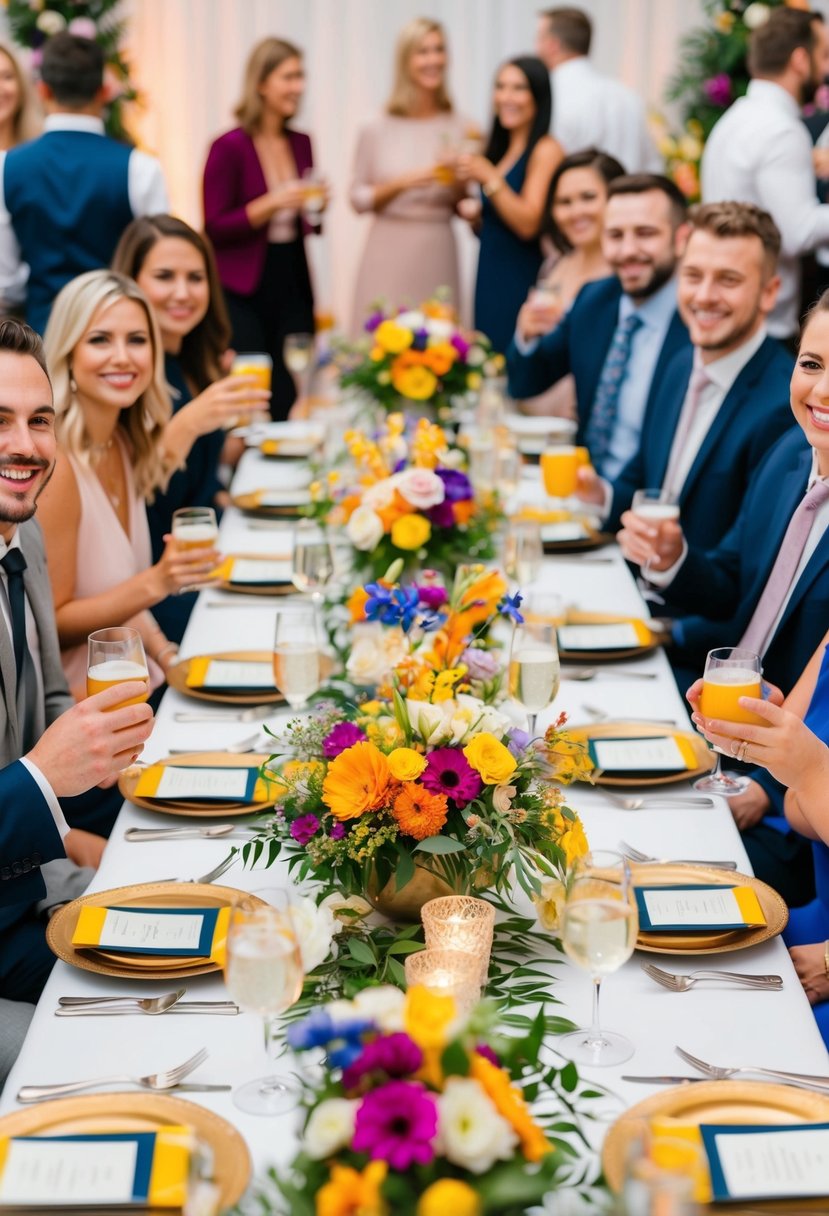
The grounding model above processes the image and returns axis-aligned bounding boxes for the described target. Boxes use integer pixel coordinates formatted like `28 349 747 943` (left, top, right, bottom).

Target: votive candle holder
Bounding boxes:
404 948 481 1015
421 895 495 985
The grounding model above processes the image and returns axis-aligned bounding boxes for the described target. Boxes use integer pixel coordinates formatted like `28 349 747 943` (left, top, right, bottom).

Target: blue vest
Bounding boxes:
4 130 133 334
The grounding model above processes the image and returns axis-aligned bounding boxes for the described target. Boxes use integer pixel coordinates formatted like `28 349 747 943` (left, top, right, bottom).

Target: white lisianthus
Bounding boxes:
436 1078 518 1173
303 1098 358 1160
319 892 373 925
36 9 67 33
457 694 511 737
289 896 336 972
466 344 487 367
396 467 446 510
362 476 399 511
407 699 453 745
346 505 384 551
742 2 770 30
351 984 406 1031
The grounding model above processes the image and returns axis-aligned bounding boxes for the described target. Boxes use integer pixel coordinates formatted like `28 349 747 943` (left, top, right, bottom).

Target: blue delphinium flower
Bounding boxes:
364 583 421 631
286 1009 376 1055
498 591 524 624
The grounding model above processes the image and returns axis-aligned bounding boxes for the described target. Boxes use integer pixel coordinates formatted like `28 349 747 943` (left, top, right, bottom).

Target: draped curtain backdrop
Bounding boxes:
125 2 705 326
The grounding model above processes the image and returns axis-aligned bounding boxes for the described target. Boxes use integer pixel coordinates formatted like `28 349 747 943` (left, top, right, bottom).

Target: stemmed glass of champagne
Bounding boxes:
503 518 543 587
87 626 150 707
273 606 322 711
558 850 639 1066
508 615 560 740
695 646 764 795
291 519 334 608
631 489 679 578
224 891 304 1115
284 333 315 412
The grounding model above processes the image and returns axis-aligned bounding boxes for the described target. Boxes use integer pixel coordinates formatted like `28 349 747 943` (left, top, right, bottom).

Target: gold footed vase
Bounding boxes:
366 861 494 923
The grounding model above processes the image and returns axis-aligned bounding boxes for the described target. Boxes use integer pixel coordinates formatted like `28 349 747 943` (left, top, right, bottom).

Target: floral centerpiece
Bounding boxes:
267 984 573 1216
310 413 500 582
339 296 503 421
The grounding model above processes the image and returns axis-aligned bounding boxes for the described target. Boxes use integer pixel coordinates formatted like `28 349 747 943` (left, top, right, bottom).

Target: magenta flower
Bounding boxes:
417 583 448 610
364 310 384 333
475 1043 501 1067
422 748 482 806
323 722 367 758
329 822 346 840
352 1080 438 1169
703 73 732 107
451 332 471 360
342 1032 423 1090
290 814 320 845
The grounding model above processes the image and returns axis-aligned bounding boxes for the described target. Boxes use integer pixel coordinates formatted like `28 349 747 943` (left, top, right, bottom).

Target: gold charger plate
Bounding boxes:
510 509 612 553
566 720 714 787
47 882 262 980
231 489 308 519
558 610 663 661
167 649 283 705
259 436 318 459
0 1092 251 1211
602 1080 829 1211
217 553 296 597
119 751 276 818
632 863 788 954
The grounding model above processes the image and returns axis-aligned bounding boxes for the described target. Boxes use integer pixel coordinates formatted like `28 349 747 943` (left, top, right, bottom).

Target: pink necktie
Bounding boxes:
739 479 829 654
661 361 711 499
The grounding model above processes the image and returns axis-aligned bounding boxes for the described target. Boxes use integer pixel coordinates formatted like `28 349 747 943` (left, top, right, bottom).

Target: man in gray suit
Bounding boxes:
0 318 153 1080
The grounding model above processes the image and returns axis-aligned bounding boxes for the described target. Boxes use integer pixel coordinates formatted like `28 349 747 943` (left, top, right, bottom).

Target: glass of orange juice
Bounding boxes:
87 627 149 707
172 506 218 552
229 353 272 427
540 445 590 505
695 646 764 794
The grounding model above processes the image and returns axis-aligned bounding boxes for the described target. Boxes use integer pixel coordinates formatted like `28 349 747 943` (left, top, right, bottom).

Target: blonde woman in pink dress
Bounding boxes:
349 17 473 331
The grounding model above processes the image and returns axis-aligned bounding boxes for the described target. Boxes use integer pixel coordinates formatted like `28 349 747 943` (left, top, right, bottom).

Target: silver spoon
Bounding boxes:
124 824 245 842
54 989 185 1015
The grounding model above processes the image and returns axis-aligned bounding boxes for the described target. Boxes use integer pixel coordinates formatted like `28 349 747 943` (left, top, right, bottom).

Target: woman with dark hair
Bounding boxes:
457 56 562 353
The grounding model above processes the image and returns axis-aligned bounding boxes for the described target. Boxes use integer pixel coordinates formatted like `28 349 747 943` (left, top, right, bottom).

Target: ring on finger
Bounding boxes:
738 740 750 764
730 739 742 758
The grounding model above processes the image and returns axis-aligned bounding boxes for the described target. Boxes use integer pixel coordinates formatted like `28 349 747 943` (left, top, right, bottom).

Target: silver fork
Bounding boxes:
174 705 275 723
621 841 737 869
157 853 237 885
167 731 267 755
17 1047 208 1102
676 1045 829 1090
644 964 782 991
604 793 714 810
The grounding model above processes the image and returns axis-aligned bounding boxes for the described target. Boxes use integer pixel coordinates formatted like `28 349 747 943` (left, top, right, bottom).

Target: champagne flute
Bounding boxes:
291 519 334 606
508 616 560 740
494 443 521 501
695 646 764 795
273 606 321 710
284 333 315 412
171 506 218 551
87 626 149 708
631 488 679 578
558 850 638 1067
224 892 304 1115
503 518 543 587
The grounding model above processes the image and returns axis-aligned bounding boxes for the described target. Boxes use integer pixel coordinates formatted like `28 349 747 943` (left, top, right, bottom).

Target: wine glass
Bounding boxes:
87 626 149 708
503 518 543 587
171 506 218 551
291 519 334 607
284 333 314 413
494 443 521 501
695 646 764 795
224 892 304 1115
273 606 321 710
508 616 560 740
558 850 638 1067
631 488 679 578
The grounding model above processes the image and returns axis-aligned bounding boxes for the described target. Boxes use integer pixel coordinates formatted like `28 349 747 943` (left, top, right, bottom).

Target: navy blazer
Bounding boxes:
607 336 796 544
664 429 828 695
505 276 690 437
0 761 63 926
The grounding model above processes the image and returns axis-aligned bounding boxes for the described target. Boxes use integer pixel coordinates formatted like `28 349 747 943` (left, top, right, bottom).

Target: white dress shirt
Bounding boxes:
0 114 169 307
550 57 662 173
0 529 69 838
702 80 829 338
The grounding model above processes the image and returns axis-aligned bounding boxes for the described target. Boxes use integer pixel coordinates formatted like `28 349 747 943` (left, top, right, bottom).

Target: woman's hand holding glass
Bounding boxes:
179 374 271 435
151 533 221 600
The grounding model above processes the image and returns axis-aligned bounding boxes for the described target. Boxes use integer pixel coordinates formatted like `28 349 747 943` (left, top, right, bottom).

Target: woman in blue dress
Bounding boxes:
456 56 562 354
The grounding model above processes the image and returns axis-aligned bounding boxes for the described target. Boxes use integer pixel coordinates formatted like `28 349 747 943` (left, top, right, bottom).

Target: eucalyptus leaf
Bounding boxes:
414 835 466 855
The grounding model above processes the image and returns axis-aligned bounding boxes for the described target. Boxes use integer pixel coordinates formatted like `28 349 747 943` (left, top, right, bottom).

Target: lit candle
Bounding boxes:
421 895 495 985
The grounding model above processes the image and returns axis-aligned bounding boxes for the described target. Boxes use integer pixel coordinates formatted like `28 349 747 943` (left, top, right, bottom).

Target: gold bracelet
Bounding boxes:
824 940 829 979
483 176 504 198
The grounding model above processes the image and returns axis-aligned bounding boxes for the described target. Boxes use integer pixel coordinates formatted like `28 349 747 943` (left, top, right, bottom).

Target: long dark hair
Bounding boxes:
542 148 626 252
111 215 231 393
483 56 551 166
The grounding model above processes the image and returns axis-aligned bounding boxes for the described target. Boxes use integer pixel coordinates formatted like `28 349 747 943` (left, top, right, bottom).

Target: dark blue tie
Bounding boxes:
1 548 38 751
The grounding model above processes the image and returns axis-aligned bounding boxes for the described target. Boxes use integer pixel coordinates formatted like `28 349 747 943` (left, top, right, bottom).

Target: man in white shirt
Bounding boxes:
535 6 661 173
702 6 829 342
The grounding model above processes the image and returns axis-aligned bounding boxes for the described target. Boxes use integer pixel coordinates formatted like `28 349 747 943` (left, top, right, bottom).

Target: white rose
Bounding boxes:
346 505 384 551
456 694 510 738
436 1078 518 1173
289 896 336 973
351 984 406 1031
362 476 399 511
319 892 373 924
303 1098 358 1160
440 447 466 470
425 318 454 339
36 10 67 33
466 344 487 367
742 3 770 30
395 309 425 330
396 467 445 510
346 635 390 686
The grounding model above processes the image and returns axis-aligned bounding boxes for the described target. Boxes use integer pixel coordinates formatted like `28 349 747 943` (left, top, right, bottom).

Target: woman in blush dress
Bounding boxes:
349 17 472 332
456 56 562 354
203 37 325 420
0 42 39 150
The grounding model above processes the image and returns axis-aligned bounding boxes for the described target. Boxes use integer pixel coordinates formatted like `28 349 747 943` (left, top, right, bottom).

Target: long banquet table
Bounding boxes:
3 436 828 1195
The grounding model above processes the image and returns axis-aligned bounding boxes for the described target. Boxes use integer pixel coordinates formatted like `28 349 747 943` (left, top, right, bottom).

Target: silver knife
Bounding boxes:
622 1075 708 1084
161 1083 231 1092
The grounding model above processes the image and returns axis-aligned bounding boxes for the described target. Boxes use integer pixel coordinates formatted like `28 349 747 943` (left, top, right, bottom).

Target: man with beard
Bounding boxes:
702 7 829 345
507 174 690 479
0 319 153 1079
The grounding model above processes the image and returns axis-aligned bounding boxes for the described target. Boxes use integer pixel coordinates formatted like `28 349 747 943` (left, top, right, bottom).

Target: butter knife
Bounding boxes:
622 1075 708 1084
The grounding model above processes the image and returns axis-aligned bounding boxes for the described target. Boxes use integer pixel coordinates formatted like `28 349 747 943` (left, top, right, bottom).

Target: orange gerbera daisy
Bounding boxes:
392 782 449 840
322 741 393 822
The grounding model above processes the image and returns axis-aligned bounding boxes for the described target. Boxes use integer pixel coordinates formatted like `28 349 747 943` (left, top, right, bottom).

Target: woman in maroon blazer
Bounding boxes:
203 38 324 419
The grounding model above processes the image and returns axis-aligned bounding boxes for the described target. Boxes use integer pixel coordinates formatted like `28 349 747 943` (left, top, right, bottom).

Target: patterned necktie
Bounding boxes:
739 480 829 655
585 311 644 473
1 548 39 752
661 360 712 499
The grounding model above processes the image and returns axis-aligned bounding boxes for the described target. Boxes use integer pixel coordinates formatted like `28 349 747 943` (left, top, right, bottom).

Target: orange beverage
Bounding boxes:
541 445 590 498
699 668 766 726
231 357 272 392
173 523 219 551
87 659 150 707
434 163 455 186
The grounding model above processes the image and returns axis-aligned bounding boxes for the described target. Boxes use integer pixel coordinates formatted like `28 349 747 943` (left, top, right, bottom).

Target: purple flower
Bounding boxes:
353 1080 438 1169
323 722 367 758
364 310 384 333
411 327 429 351
451 332 471 361
422 748 482 806
342 1032 423 1089
417 583 448 610
426 498 456 529
475 1043 501 1067
506 727 531 758
703 73 732 107
436 467 473 502
461 647 501 681
290 813 320 845
329 822 346 840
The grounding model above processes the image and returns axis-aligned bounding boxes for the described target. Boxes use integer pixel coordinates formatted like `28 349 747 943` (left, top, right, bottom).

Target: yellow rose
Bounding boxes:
417 1180 481 1216
392 364 438 400
404 984 459 1050
375 319 414 354
387 747 427 781
369 345 385 361
391 513 431 551
559 812 589 866
463 732 517 785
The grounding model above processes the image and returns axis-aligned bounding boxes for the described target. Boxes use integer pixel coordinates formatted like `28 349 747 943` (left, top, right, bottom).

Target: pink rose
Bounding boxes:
68 17 98 39
395 467 445 510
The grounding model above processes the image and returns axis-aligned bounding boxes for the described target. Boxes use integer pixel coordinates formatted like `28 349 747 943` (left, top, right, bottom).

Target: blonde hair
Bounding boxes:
43 271 171 499
234 37 302 134
0 42 41 146
386 18 453 117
